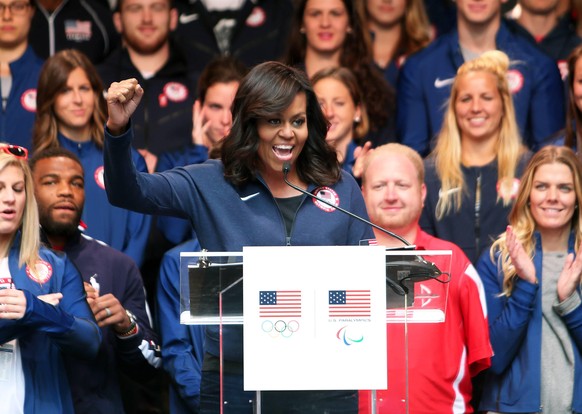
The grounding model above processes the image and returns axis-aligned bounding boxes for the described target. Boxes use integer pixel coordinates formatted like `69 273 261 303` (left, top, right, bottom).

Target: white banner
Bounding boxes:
243 245 387 391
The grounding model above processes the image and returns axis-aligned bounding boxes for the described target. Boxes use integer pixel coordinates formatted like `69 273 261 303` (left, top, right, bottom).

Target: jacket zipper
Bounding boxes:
475 173 482 256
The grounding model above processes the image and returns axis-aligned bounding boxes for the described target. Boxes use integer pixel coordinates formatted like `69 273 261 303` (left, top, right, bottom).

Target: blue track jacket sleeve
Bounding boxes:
157 240 205 412
527 57 564 151
105 125 191 217
0 259 101 359
397 58 432 156
122 150 152 267
476 252 538 374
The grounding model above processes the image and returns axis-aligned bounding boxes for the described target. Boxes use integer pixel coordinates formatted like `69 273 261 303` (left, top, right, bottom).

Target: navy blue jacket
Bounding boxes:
174 0 293 71
506 14 582 70
0 234 101 414
476 232 582 413
397 22 565 156
420 154 530 263
103 125 374 361
98 41 198 156
29 0 120 64
46 230 161 414
1 46 43 150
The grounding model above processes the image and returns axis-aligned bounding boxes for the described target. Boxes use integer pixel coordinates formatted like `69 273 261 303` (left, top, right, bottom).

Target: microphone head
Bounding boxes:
282 162 291 176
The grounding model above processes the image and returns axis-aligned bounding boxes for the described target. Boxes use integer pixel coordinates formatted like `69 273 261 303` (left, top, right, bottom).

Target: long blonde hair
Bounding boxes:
0 154 41 275
433 50 526 219
491 146 582 295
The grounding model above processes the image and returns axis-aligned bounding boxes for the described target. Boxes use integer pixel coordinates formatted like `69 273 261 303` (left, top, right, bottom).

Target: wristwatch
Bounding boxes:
118 309 139 337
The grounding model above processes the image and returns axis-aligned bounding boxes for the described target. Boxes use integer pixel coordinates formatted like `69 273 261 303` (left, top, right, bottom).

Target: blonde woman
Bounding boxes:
476 146 582 413
420 50 530 263
0 148 100 413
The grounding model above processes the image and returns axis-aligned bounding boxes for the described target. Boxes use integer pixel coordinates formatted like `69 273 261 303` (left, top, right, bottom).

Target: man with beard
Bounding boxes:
98 0 198 173
29 147 161 414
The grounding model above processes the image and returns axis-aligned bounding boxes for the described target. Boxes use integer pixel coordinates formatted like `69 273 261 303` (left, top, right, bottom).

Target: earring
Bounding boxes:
300 27 306 34
354 116 361 123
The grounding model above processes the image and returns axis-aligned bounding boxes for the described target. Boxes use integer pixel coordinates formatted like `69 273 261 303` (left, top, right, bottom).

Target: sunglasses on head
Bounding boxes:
0 145 28 160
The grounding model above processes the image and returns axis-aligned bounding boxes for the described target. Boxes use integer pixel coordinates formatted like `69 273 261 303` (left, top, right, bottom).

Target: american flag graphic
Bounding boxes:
64 20 92 41
329 290 371 317
259 291 301 318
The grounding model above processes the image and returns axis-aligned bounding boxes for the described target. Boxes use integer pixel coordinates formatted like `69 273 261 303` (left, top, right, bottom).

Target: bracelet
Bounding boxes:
117 322 139 338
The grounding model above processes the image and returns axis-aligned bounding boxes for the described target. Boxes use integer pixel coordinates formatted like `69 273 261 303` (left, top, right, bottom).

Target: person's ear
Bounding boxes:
169 8 178 31
113 12 122 34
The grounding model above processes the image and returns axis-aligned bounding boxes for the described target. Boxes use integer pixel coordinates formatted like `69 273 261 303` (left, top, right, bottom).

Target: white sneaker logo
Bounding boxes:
240 192 260 202
434 77 455 88
179 13 199 24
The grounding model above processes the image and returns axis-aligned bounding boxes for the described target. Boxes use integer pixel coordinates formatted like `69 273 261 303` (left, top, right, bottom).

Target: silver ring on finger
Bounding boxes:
104 307 112 317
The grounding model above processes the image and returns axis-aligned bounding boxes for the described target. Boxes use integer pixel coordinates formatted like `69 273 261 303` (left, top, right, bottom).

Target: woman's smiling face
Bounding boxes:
256 92 308 177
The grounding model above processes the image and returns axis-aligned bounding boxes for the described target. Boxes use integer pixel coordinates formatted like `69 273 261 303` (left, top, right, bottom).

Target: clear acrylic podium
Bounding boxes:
180 246 451 414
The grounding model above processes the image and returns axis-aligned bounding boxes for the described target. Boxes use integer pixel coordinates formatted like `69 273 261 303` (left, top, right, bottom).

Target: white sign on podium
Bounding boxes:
243 245 387 391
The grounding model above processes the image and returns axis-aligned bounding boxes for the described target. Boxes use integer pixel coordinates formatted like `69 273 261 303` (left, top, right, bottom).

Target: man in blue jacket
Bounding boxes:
30 147 161 414
398 0 564 156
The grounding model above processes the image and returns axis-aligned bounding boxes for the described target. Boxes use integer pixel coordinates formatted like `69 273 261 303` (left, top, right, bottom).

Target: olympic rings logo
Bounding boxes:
261 319 300 338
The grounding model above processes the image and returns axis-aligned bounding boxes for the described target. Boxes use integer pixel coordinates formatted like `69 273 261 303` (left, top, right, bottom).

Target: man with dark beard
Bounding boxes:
98 0 198 173
29 147 161 414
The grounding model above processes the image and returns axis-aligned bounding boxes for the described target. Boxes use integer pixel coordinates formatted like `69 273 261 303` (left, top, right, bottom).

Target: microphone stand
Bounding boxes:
281 163 447 299
282 162 413 247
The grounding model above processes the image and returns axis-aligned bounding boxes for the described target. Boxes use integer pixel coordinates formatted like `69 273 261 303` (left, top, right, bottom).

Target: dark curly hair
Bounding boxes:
221 61 341 186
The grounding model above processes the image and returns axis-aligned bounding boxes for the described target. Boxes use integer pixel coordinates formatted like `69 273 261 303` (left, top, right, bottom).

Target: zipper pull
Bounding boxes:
286 236 291 246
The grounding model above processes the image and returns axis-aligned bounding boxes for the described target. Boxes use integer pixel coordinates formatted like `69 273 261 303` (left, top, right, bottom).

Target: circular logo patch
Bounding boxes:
506 69 524 94
163 82 188 103
312 186 340 212
497 178 520 200
21 89 37 112
26 259 53 284
246 6 266 27
94 166 105 190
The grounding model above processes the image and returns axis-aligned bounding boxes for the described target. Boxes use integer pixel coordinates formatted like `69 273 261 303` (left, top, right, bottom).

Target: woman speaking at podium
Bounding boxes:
102 61 374 413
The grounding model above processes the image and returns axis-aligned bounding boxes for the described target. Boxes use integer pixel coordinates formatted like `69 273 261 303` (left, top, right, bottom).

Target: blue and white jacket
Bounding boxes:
397 21 564 156
0 234 101 414
58 133 151 267
103 125 374 361
476 232 582 413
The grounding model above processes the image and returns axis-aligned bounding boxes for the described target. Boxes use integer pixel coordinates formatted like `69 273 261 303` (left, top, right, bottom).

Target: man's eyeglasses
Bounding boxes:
0 2 30 15
0 145 28 159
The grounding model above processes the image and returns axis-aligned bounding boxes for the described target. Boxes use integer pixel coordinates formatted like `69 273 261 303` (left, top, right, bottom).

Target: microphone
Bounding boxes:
282 162 411 246
282 162 446 302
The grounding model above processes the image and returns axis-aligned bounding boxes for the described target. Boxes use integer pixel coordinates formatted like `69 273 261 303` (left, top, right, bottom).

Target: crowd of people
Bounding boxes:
3 0 582 413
